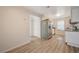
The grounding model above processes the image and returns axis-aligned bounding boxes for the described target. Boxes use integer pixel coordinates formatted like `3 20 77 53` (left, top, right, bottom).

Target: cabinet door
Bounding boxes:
71 7 79 22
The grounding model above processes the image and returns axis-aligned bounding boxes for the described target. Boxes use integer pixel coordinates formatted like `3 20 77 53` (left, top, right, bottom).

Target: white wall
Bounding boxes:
0 7 3 51
0 9 1 41
0 7 31 52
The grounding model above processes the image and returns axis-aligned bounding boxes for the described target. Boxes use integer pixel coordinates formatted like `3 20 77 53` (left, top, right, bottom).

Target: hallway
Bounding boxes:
7 35 79 53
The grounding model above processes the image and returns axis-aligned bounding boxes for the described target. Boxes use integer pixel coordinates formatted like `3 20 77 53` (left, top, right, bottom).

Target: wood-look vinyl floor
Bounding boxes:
7 35 79 53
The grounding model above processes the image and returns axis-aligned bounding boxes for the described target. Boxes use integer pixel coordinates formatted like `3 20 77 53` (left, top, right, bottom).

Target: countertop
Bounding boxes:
65 29 79 32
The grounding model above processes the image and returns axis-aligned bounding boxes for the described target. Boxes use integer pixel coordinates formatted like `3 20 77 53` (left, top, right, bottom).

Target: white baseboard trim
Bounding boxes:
1 40 31 53
0 51 6 53
67 42 79 48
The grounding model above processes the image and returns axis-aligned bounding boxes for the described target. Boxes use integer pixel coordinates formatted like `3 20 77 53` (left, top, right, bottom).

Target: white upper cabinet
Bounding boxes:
71 7 79 22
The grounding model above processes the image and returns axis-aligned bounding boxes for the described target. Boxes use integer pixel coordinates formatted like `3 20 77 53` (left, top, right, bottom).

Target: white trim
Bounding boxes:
67 42 79 48
0 51 6 53
0 40 31 53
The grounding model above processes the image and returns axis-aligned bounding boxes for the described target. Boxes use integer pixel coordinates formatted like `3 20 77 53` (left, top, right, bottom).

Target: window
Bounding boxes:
57 20 64 30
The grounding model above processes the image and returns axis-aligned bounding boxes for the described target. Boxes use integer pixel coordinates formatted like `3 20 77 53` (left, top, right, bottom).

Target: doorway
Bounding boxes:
56 19 65 36
50 18 65 41
29 15 41 40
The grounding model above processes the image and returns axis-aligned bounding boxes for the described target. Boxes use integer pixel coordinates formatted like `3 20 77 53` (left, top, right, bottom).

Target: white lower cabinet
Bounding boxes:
65 31 79 47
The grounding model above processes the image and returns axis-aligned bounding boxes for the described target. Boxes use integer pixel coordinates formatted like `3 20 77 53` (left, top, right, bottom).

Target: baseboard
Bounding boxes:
1 40 31 53
67 42 79 48
0 51 6 53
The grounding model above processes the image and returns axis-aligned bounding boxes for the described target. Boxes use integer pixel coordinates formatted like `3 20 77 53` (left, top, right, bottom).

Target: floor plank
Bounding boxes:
7 35 79 53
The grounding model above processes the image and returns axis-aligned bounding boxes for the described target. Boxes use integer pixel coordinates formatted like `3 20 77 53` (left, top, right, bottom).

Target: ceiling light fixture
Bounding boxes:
56 13 61 17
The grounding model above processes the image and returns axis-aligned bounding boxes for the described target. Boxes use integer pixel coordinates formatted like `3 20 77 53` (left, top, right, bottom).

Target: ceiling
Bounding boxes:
25 6 71 18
